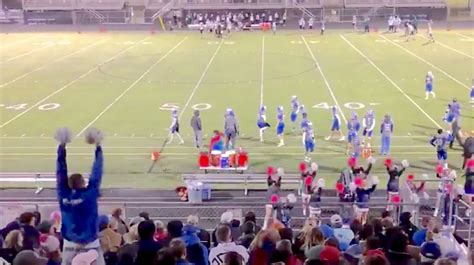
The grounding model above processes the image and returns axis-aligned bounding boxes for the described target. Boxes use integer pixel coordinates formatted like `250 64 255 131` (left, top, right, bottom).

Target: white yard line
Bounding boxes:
178 40 223 119
0 145 434 149
76 37 188 136
0 135 429 139
260 36 265 107
0 40 105 88
0 36 151 129
0 39 108 88
419 35 474 59
0 44 53 64
380 35 470 91
301 35 347 124
340 35 442 129
0 35 41 49
455 32 474 39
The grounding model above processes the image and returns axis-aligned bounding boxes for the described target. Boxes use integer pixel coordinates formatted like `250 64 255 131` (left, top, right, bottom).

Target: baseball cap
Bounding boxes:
72 250 99 265
39 234 60 253
420 241 442 260
319 245 340 263
36 220 53 234
306 245 324 261
330 214 343 228
13 250 47 265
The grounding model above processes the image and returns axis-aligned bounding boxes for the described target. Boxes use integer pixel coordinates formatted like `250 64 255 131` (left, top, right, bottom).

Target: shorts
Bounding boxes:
363 128 373 137
171 125 179 133
437 150 447 161
257 121 270 129
446 114 454 123
426 83 433 92
226 131 236 139
277 122 285 135
305 140 315 152
331 120 340 131
348 132 356 143
290 112 297 122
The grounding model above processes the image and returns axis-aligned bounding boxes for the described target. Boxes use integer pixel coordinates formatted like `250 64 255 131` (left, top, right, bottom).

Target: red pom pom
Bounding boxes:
299 162 307 173
407 174 414 181
384 158 392 167
436 164 444 174
270 194 279 203
336 182 344 193
392 195 401 204
354 177 363 187
305 176 313 186
467 159 474 168
348 157 356 167
267 166 275 176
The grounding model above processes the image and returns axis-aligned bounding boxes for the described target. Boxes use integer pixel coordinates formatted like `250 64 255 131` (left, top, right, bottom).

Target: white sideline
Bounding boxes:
0 44 52 64
380 35 470 91
178 40 223 119
418 35 474 59
260 36 265 107
340 35 442 129
301 35 348 124
0 36 151 129
76 37 188 137
0 38 108 88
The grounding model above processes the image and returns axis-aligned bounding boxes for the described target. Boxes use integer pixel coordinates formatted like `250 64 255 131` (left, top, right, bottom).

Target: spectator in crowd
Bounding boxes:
293 217 317 259
399 212 418 245
71 249 98 265
181 219 208 265
18 212 40 250
386 230 416 265
420 241 442 265
365 254 389 265
170 238 191 265
212 211 239 247
413 216 431 246
123 222 140 244
224 251 244 265
248 229 280 264
236 221 255 249
370 218 386 245
271 239 297 265
345 223 374 262
434 258 457 265
55 128 104 265
39 234 61 265
278 227 293 243
12 250 48 265
138 212 150 221
240 211 261 234
303 227 324 256
110 208 128 235
164 220 184 247
98 215 122 265
135 220 162 265
155 247 176 264
1 230 23 263
186 215 210 249
209 225 248 265
330 215 354 251
33 211 42 227
153 220 167 242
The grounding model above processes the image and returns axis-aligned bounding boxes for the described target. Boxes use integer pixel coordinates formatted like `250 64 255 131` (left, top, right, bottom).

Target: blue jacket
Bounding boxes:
181 225 208 265
56 144 103 244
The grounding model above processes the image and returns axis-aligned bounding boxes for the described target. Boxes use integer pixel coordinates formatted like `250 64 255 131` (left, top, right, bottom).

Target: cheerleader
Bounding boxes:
354 175 379 224
309 178 325 222
264 167 283 229
462 160 474 217
257 105 270 142
385 159 409 211
277 106 285 147
167 108 184 144
434 167 457 217
301 162 318 216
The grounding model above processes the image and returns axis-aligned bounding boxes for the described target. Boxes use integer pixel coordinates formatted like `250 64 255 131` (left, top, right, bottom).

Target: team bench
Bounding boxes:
182 173 303 196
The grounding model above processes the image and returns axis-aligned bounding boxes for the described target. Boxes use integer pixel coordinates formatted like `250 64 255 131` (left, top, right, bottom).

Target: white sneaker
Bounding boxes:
339 136 345 141
277 142 284 147
325 136 331 141
179 141 184 145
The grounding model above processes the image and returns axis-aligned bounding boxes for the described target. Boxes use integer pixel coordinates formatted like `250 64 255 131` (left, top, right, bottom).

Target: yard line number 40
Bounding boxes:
160 103 212 111
313 102 366 110
1 103 60 111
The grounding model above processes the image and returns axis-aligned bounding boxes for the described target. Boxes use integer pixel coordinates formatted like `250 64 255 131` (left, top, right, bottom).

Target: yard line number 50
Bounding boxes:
313 102 366 110
159 103 212 111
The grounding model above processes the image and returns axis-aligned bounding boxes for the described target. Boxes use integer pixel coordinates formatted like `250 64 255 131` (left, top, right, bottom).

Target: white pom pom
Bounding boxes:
277 167 285 176
287 193 297 204
410 193 420 204
367 156 376 164
54 127 72 144
349 182 356 192
311 162 318 172
317 178 325 188
401 160 409 168
371 175 379 185
449 170 457 180
422 192 430 200
85 128 104 145
422 174 429 180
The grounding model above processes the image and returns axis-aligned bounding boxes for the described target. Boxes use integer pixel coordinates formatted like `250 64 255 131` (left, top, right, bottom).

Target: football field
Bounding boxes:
0 28 472 189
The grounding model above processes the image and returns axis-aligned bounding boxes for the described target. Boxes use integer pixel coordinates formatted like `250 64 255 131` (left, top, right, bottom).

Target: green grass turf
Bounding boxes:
0 28 472 189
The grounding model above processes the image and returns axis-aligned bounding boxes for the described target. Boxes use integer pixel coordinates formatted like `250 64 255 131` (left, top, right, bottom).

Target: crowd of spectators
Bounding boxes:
0 208 467 265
